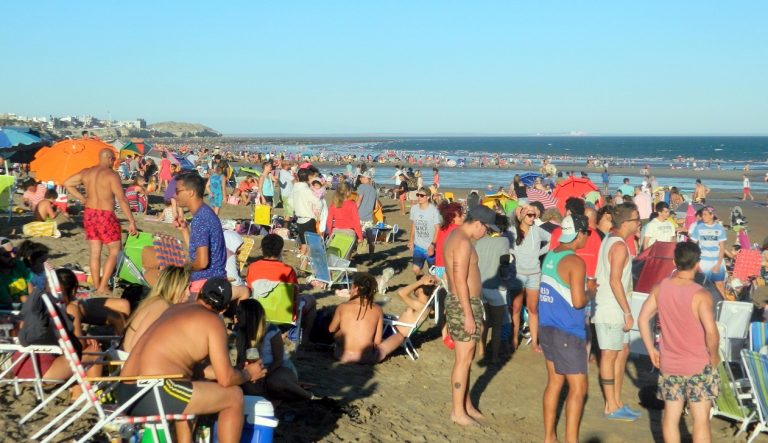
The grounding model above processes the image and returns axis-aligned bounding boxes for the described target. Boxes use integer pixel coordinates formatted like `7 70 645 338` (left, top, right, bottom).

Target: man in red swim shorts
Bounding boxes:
65 148 137 295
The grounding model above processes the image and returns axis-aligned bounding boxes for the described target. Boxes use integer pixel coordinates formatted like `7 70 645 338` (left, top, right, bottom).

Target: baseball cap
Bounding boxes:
199 277 233 311
467 206 499 232
359 170 373 179
559 214 589 243
0 237 12 253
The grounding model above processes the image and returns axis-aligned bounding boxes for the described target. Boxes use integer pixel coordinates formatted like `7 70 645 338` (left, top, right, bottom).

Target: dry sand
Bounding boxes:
1 185 766 442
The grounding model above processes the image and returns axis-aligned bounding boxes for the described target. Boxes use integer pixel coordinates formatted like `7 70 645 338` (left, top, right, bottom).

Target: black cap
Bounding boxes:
468 206 500 232
199 277 232 311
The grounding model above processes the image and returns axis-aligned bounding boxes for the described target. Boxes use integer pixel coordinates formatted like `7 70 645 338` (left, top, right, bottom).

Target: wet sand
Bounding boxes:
1 186 765 442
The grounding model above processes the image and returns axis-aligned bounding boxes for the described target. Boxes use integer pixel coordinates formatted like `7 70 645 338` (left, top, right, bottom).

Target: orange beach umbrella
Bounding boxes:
30 138 117 185
552 177 599 215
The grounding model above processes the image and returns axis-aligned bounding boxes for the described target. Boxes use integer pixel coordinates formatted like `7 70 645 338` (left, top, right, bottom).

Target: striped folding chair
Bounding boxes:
153 234 186 268
740 350 768 443
238 235 255 272
22 263 194 443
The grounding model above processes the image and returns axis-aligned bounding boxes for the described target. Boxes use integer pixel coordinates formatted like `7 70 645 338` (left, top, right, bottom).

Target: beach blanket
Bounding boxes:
153 234 186 268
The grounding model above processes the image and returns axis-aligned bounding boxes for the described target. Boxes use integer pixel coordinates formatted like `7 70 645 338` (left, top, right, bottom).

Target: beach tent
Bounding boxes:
552 177 599 215
176 155 196 171
119 140 152 158
633 241 676 293
30 138 117 185
519 172 543 187
482 192 512 211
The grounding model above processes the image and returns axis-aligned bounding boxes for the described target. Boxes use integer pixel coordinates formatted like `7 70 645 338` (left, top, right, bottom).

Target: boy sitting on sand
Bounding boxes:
330 273 416 364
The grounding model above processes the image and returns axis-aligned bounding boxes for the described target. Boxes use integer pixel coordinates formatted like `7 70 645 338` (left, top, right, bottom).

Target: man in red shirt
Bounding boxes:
245 234 315 343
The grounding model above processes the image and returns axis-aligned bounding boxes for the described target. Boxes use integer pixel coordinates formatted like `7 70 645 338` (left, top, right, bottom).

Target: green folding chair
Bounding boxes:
0 174 16 222
115 232 154 287
326 228 357 260
710 360 756 438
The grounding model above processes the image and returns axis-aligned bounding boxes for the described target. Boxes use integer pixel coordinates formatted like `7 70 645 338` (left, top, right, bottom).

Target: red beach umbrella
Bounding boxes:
552 177 599 215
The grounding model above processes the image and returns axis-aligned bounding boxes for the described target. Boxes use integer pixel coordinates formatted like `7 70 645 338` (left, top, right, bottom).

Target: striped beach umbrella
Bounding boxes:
526 187 558 209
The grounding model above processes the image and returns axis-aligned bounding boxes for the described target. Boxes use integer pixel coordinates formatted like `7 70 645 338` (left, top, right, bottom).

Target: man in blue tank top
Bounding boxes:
538 214 591 443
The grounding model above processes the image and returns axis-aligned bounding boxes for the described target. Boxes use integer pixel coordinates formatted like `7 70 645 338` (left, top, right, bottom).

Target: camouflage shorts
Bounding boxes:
445 293 484 342
658 364 720 402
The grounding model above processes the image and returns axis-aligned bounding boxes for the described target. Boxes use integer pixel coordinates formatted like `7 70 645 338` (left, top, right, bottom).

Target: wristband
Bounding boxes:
623 312 632 317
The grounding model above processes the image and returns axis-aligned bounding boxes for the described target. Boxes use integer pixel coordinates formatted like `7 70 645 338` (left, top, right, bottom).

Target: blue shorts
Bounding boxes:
702 264 726 282
412 245 435 269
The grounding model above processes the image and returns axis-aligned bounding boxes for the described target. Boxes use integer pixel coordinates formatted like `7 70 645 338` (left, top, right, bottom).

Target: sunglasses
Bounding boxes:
416 193 427 197
525 213 536 218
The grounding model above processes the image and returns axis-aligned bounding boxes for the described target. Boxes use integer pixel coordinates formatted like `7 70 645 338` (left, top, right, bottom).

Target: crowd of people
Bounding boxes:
0 145 746 442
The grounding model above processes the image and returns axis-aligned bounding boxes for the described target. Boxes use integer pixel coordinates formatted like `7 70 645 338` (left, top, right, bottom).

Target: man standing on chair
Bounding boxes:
64 148 137 295
638 241 720 443
443 205 498 426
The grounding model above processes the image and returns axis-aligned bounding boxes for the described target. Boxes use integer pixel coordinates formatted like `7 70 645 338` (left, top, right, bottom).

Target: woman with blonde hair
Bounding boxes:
325 181 363 241
121 266 191 353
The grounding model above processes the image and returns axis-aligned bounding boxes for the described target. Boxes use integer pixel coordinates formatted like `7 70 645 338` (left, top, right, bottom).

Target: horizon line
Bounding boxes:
221 132 768 138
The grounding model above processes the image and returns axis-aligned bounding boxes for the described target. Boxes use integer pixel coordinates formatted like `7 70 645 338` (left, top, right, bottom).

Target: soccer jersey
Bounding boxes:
690 222 727 272
538 250 586 340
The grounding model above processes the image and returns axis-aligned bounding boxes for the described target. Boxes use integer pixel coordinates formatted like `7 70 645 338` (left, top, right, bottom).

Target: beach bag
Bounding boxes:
253 205 271 226
373 201 384 224
23 221 60 238
227 195 240 205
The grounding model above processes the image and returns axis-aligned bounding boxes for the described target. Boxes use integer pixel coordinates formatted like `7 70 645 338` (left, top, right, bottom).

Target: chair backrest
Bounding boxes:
119 232 155 284
327 229 356 260
751 321 768 352
305 232 332 284
40 263 101 411
238 236 255 272
733 249 762 281
153 234 186 268
741 349 768 424
0 175 15 212
253 205 271 226
254 283 296 325
714 361 751 419
717 301 754 339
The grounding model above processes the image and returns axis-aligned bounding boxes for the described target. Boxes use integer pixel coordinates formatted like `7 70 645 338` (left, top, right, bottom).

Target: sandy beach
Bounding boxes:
1 185 766 442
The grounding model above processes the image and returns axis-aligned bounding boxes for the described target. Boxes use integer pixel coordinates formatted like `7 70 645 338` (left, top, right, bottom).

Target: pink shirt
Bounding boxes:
657 278 710 376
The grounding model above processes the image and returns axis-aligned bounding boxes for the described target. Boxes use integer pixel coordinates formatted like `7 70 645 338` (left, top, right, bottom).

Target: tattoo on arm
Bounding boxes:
454 382 461 389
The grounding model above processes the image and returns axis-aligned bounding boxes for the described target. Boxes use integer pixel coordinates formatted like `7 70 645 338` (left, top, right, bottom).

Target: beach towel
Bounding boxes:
22 221 61 238
733 249 762 281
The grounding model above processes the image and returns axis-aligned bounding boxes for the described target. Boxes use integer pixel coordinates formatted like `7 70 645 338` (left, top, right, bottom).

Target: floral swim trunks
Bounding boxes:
445 293 484 342
84 207 122 244
658 364 720 402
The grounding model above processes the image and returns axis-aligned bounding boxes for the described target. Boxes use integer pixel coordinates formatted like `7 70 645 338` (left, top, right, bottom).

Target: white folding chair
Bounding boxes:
383 290 438 360
717 300 754 362
22 263 194 443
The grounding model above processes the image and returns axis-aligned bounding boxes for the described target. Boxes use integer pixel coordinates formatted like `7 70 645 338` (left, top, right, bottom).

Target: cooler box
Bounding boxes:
214 396 278 443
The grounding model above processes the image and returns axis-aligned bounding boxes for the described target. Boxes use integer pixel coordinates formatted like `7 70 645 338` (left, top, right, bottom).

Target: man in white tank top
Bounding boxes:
593 202 642 421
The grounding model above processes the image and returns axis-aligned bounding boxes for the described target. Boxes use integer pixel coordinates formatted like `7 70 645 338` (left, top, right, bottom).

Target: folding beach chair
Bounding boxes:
153 234 186 268
252 282 305 344
383 289 438 360
740 350 768 443
303 232 356 288
733 249 763 282
750 321 768 352
238 235 255 272
0 172 15 221
326 228 356 260
710 359 756 438
717 301 754 362
23 264 194 443
114 231 154 288
0 340 64 401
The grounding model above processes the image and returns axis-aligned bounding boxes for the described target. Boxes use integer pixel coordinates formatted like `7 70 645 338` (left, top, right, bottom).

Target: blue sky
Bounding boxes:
3 1 767 135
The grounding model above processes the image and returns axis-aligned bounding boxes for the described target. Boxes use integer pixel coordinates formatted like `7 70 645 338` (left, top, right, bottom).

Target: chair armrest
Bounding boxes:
328 267 357 272
84 373 185 382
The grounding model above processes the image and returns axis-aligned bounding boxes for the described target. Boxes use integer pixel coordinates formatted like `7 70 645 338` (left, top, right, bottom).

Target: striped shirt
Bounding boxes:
689 222 726 272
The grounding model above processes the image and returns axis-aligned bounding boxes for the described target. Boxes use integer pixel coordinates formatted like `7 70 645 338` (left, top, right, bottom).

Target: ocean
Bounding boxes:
238 135 768 166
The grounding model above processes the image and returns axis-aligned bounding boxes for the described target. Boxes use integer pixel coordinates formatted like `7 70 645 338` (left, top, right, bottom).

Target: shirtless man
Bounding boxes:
118 278 266 443
692 179 710 204
64 148 137 294
443 205 498 426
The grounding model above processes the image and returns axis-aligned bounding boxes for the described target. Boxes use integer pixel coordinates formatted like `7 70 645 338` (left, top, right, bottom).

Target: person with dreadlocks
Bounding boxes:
329 272 405 364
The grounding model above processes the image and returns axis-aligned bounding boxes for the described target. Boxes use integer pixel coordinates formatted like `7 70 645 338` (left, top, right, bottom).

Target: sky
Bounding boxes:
3 1 767 135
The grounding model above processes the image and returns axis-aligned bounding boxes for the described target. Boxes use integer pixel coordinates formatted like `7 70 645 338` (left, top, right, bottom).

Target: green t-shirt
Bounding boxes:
0 260 33 306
